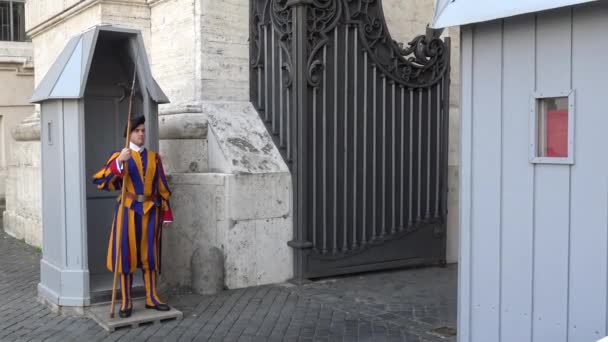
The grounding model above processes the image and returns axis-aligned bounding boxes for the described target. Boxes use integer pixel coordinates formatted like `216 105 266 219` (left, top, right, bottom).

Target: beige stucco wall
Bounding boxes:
0 41 36 243
0 42 34 193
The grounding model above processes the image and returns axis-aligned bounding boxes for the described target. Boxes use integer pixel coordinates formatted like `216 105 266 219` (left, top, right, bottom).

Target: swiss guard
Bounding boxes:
92 115 173 318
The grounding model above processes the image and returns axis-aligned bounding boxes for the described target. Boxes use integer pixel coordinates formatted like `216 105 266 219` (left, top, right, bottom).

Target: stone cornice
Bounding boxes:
159 113 207 140
26 0 149 39
12 112 40 142
147 0 171 7
0 65 35 77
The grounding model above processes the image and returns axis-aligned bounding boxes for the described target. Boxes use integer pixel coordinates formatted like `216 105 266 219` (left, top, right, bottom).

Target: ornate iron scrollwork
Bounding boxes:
250 0 270 70
270 0 294 88
255 0 448 89
305 0 342 87
344 0 448 88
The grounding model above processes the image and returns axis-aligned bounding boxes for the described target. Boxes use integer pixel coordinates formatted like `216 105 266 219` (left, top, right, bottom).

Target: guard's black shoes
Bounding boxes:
118 308 132 318
145 303 170 311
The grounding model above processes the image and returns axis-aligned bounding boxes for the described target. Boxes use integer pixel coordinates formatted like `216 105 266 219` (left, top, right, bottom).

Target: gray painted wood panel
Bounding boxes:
458 25 474 342
500 15 535 342
568 2 608 341
470 21 502 342
63 100 87 270
41 100 65 266
532 9 572 342
532 165 570 341
85 97 125 278
459 2 608 341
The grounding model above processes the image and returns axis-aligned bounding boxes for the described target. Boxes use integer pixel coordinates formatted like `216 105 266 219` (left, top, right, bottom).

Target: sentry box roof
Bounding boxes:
432 0 600 28
30 25 168 104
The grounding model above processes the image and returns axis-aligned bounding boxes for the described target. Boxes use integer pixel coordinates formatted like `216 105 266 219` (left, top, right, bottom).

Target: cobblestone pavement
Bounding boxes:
0 230 456 342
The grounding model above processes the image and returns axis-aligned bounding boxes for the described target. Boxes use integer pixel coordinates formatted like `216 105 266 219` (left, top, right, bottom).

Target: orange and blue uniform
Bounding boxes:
92 146 173 311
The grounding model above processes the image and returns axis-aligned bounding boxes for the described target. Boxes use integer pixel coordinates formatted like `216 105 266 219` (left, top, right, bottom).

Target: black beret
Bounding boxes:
123 115 145 137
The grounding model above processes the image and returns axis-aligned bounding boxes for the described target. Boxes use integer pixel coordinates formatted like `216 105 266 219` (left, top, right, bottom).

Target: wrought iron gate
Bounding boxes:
250 0 450 280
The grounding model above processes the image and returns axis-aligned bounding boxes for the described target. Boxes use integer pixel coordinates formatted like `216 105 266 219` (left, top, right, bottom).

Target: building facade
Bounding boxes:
0 0 36 245
15 0 460 296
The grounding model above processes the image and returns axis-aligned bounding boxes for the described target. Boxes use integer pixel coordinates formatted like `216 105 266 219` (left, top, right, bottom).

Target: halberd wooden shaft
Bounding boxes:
110 55 138 319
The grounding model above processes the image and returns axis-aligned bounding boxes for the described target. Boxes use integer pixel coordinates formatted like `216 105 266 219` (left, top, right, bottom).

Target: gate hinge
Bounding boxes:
287 240 314 250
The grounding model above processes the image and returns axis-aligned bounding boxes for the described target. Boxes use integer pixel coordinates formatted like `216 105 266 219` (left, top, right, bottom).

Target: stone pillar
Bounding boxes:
150 0 293 292
3 112 41 247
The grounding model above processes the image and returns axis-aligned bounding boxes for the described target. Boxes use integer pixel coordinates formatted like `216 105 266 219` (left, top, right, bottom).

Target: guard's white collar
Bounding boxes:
130 142 145 152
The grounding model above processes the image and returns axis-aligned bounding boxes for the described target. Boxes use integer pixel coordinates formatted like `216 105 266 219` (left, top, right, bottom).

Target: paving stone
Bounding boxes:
0 229 456 341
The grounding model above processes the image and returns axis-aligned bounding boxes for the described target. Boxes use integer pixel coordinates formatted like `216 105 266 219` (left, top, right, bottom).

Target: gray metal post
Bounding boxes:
286 0 313 284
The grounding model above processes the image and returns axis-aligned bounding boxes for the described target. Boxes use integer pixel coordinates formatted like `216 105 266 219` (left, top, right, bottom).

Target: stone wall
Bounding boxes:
0 41 36 242
25 0 92 32
198 0 249 102
3 113 41 247
149 0 250 111
159 102 293 292
0 46 34 198
149 0 198 111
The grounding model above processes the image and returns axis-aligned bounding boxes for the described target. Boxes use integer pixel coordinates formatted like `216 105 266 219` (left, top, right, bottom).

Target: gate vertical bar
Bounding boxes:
391 82 396 234
333 29 338 254
400 86 405 230
380 76 386 238
264 25 269 120
352 28 359 249
409 89 413 226
362 51 368 246
372 65 377 240
417 89 422 221
312 85 317 250
272 29 278 133
343 25 349 253
322 46 328 254
426 88 432 219
286 0 313 283
435 82 441 217
280 48 285 147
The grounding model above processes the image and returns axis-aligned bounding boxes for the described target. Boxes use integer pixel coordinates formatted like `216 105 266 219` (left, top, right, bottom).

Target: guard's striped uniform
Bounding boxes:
93 148 173 309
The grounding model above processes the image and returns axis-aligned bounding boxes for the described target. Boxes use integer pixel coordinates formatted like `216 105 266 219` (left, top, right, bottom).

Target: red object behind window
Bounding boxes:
546 109 568 157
